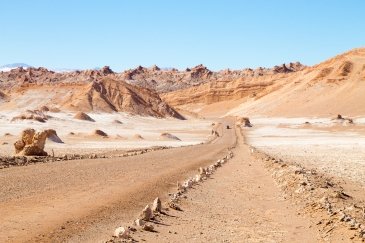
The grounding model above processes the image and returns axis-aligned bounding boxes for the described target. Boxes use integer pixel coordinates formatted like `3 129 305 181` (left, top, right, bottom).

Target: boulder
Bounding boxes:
14 129 48 156
94 129 108 137
45 129 63 143
74 112 95 122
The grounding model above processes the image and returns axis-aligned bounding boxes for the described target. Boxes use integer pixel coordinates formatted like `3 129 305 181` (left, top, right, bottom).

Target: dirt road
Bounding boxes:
131 127 319 242
0 120 235 242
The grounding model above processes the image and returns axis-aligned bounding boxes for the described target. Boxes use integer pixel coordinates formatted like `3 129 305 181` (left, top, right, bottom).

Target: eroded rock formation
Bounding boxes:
14 129 48 156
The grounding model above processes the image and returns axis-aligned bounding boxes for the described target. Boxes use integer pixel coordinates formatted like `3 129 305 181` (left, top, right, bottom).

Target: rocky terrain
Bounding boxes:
0 62 305 92
0 61 306 117
1 47 365 242
2 48 365 119
117 62 305 93
0 75 182 119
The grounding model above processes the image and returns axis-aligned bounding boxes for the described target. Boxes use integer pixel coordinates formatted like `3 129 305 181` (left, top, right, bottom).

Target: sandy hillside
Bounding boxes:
162 48 365 118
0 79 182 119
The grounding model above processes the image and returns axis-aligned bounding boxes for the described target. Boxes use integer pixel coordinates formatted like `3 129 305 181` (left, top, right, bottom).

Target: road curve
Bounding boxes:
0 118 236 242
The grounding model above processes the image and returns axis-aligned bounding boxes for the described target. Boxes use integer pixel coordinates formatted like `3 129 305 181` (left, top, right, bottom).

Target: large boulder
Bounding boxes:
14 129 49 156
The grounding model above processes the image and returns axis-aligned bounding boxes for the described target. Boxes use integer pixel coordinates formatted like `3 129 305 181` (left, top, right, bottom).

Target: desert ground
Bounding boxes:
1 115 365 242
1 48 365 242
0 111 212 156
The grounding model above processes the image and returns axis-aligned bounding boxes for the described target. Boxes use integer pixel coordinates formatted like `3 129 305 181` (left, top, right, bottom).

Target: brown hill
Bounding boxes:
0 62 305 94
163 48 365 117
0 75 183 119
2 48 363 117
62 78 183 118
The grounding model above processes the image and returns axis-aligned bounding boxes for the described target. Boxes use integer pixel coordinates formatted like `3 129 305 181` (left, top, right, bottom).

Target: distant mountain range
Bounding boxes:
0 63 32 72
0 63 102 73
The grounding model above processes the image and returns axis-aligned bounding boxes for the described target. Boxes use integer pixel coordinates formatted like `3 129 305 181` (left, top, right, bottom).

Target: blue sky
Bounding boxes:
0 0 364 71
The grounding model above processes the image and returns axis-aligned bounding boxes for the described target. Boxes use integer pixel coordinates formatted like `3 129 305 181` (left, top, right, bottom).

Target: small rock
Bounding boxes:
167 201 181 211
152 197 162 213
114 226 129 239
198 167 205 175
128 226 137 232
142 224 154 232
194 174 202 182
134 218 145 227
140 205 152 221
177 182 184 191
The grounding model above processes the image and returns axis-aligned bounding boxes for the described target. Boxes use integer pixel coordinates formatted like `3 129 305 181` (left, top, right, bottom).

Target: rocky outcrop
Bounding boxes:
62 78 184 119
162 77 275 106
11 110 50 123
14 129 48 156
188 64 212 79
114 63 305 93
273 62 305 73
100 66 114 75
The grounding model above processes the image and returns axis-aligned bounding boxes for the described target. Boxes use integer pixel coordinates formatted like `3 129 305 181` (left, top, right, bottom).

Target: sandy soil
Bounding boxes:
0 119 233 242
0 111 212 156
131 127 319 243
246 117 365 185
1 116 365 242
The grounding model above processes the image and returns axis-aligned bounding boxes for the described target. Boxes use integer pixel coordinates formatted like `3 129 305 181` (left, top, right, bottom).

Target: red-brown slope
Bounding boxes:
162 48 365 117
62 78 184 118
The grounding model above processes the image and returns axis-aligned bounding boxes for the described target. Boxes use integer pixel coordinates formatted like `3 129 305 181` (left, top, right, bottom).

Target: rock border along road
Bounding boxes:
126 126 319 242
0 119 235 242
